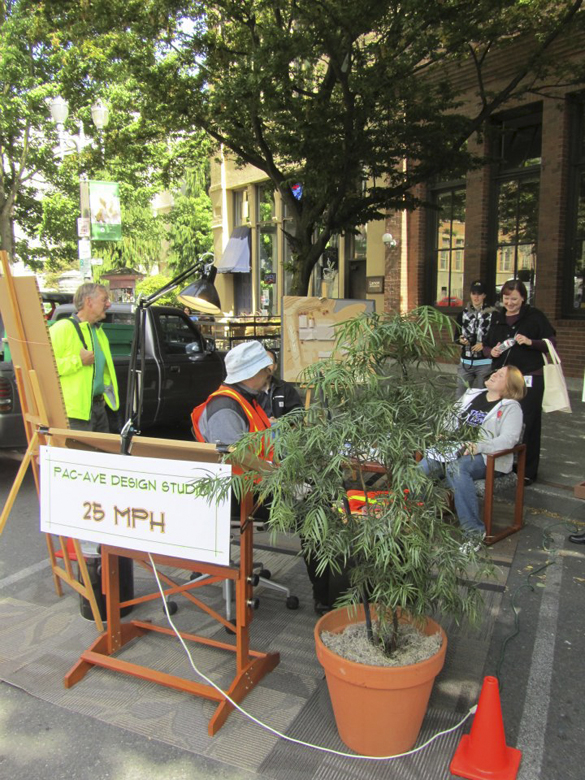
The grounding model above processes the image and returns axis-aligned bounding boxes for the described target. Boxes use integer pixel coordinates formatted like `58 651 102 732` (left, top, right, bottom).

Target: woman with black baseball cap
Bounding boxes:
454 280 497 399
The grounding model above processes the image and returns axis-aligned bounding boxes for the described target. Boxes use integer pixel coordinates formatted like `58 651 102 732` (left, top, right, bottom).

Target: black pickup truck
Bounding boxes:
0 303 225 448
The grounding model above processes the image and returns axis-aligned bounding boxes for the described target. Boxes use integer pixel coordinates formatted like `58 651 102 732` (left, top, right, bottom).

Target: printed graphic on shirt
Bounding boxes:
465 408 490 427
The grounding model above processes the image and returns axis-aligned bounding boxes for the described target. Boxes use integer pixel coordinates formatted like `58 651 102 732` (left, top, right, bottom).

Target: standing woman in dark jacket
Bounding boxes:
484 279 555 485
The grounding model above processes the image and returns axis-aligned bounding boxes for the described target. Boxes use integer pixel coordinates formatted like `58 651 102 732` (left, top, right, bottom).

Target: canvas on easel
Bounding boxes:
0 251 105 628
281 295 375 383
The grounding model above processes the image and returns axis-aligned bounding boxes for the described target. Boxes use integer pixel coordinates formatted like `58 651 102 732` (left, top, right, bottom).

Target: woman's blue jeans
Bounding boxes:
418 454 487 536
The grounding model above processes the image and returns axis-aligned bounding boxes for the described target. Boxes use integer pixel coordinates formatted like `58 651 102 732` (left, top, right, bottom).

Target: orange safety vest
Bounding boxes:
191 384 272 458
345 490 390 515
342 489 422 518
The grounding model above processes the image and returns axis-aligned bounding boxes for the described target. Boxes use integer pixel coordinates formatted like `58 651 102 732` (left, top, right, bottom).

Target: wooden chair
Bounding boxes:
477 443 526 545
414 444 527 546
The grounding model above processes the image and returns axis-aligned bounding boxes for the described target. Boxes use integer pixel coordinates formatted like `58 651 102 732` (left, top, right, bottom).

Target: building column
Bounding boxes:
536 98 570 320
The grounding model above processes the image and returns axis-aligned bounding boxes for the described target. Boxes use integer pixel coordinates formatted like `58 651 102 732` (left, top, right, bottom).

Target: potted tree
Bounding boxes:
197 308 494 756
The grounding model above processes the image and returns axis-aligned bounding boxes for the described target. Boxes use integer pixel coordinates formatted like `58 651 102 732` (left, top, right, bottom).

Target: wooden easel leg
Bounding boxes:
0 432 38 536
64 631 110 687
208 652 280 736
45 534 63 597
64 622 146 688
64 543 280 734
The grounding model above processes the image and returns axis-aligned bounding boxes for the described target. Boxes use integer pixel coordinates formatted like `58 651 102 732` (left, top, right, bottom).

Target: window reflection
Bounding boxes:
572 160 585 311
256 185 277 314
433 187 466 307
574 240 585 309
310 236 340 298
495 177 539 302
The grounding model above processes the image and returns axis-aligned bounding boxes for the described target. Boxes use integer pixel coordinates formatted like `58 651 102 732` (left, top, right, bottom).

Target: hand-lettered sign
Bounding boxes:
40 446 232 564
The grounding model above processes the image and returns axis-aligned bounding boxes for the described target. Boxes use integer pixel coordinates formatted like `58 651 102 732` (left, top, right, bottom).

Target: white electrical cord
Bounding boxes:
148 553 476 761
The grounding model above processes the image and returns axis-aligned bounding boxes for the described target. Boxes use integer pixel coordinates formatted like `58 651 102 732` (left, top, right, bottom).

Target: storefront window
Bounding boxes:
233 189 253 314
310 236 340 298
566 99 585 313
431 187 466 307
234 189 249 227
492 106 542 303
495 177 539 301
256 185 277 314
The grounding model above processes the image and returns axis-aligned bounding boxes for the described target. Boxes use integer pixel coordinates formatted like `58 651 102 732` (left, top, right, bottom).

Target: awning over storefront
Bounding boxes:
216 226 251 273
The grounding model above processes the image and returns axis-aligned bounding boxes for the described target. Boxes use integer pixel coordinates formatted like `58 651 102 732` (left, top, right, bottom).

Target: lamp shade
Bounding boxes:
49 96 69 126
91 100 110 130
177 267 222 315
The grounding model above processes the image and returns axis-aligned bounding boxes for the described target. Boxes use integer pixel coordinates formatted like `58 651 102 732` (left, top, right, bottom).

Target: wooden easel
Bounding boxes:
48 427 280 735
1 256 281 731
0 251 104 628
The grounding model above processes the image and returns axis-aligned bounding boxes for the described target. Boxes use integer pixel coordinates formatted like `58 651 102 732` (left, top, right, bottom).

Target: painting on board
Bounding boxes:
281 296 375 383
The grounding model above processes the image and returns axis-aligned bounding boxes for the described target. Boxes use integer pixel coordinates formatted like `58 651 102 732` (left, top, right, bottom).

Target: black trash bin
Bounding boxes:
78 554 134 621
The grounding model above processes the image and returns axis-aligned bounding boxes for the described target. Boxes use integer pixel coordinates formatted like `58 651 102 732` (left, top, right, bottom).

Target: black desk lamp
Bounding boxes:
120 252 222 453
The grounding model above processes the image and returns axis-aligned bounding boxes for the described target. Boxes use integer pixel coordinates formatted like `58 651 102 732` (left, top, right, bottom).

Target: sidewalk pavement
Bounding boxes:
0 383 584 780
527 380 585 519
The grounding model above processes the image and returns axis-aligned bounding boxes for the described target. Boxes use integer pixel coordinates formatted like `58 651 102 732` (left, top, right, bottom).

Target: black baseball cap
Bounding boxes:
470 280 486 294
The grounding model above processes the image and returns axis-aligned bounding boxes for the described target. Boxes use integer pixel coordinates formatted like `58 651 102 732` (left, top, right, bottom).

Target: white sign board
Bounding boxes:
78 238 92 260
77 217 91 238
40 446 232 565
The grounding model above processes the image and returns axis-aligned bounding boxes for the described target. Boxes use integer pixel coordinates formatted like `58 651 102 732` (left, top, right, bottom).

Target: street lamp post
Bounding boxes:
49 96 110 279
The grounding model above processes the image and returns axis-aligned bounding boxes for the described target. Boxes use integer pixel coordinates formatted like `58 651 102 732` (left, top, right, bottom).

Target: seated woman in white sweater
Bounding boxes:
418 365 526 542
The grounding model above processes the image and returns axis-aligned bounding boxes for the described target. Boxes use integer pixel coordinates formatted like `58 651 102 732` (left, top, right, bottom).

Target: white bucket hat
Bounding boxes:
224 341 272 384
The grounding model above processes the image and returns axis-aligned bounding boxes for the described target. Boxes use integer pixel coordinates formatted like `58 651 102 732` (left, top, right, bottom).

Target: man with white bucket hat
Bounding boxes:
191 340 273 449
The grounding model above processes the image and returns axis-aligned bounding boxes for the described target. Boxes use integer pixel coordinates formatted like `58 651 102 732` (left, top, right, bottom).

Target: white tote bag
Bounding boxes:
542 339 572 414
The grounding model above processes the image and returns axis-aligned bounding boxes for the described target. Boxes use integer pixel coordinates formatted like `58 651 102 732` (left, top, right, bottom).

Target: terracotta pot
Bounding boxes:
314 605 447 756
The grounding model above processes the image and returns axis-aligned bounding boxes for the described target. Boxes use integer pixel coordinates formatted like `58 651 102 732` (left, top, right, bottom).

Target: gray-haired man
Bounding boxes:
49 282 119 432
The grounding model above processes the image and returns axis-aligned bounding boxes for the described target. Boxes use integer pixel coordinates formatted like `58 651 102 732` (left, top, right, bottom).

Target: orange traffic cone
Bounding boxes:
450 676 522 780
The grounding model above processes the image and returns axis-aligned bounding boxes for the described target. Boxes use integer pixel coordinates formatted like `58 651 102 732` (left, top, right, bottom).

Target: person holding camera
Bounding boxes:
454 280 497 399
484 279 556 485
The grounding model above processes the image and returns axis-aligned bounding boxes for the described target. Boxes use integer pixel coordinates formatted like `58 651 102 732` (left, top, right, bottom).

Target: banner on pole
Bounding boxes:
89 180 122 241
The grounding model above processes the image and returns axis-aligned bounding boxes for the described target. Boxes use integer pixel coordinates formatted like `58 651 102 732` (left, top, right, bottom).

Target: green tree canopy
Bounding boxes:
43 0 585 294
0 0 63 261
1 1 213 277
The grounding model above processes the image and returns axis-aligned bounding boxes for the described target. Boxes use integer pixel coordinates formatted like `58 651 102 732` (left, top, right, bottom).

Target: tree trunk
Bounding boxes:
0 206 14 260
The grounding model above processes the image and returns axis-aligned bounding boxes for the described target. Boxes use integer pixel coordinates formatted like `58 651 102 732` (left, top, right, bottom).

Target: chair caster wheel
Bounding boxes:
259 569 271 579
225 619 236 634
165 601 178 615
286 596 299 610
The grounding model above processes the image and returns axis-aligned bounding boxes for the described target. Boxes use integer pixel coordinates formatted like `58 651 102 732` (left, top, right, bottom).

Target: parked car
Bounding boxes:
0 302 225 448
436 295 464 307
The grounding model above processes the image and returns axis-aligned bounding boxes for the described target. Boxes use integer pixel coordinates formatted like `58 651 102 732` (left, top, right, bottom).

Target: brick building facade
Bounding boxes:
383 87 585 377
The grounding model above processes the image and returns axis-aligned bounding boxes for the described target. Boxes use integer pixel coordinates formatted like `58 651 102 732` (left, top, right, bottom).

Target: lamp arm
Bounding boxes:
119 252 216 453
139 252 216 307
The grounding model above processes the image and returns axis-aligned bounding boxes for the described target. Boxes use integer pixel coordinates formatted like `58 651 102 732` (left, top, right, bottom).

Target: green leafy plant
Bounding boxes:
196 307 494 657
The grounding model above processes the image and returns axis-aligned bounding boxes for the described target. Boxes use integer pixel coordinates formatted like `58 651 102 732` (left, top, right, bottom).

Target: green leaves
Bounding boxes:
24 0 585 291
195 307 495 656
